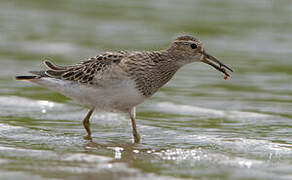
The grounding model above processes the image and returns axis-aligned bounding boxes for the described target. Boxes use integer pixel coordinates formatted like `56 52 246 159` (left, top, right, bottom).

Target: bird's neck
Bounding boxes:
128 50 182 97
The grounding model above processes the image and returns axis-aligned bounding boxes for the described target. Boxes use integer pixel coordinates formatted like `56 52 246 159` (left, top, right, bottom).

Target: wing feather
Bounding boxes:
41 52 127 84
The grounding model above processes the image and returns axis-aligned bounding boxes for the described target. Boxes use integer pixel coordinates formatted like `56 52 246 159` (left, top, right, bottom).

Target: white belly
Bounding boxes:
33 77 145 112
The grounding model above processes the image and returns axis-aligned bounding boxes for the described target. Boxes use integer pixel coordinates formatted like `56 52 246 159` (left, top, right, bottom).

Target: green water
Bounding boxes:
1 0 292 179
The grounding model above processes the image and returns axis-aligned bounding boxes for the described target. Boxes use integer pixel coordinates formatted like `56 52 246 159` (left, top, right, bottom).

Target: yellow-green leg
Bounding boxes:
83 108 94 140
129 107 140 143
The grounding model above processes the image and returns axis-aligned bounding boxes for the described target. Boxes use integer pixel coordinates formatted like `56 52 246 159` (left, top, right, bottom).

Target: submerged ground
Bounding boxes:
0 0 292 179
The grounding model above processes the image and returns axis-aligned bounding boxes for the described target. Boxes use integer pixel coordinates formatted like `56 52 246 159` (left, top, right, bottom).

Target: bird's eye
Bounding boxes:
190 43 198 49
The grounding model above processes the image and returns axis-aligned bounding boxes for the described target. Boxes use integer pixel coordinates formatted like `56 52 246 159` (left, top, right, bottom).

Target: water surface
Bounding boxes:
1 0 292 179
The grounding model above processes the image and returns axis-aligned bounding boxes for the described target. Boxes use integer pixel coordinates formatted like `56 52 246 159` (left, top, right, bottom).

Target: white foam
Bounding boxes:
221 138 292 155
153 102 271 120
0 159 8 164
0 124 22 132
63 153 112 163
182 134 292 156
154 148 264 168
0 96 64 114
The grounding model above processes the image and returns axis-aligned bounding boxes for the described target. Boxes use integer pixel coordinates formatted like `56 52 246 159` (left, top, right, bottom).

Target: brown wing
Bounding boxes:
42 51 127 84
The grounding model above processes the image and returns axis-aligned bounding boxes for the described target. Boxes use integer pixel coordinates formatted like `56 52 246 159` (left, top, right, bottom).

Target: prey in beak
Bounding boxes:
201 51 233 80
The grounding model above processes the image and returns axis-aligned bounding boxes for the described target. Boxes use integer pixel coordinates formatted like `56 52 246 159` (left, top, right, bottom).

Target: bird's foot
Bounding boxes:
83 134 92 141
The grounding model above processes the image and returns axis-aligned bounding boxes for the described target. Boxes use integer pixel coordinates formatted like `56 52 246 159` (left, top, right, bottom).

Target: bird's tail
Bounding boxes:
15 76 38 81
16 70 46 81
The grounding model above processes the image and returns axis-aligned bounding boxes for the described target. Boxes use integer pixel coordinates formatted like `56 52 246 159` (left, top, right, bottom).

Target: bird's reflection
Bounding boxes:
83 140 160 162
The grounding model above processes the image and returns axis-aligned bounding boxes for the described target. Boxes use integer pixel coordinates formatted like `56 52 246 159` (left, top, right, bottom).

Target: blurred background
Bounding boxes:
0 0 292 179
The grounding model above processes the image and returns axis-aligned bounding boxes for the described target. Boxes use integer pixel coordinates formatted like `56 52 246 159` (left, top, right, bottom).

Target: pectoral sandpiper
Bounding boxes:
16 35 233 143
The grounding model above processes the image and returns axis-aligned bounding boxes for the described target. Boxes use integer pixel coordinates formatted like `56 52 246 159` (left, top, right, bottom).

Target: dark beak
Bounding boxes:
201 51 233 77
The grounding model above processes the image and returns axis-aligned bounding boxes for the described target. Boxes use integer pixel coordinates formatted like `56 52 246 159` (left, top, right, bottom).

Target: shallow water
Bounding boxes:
1 0 292 179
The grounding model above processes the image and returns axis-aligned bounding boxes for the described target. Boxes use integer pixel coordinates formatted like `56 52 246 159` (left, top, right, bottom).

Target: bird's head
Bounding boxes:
167 35 233 78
